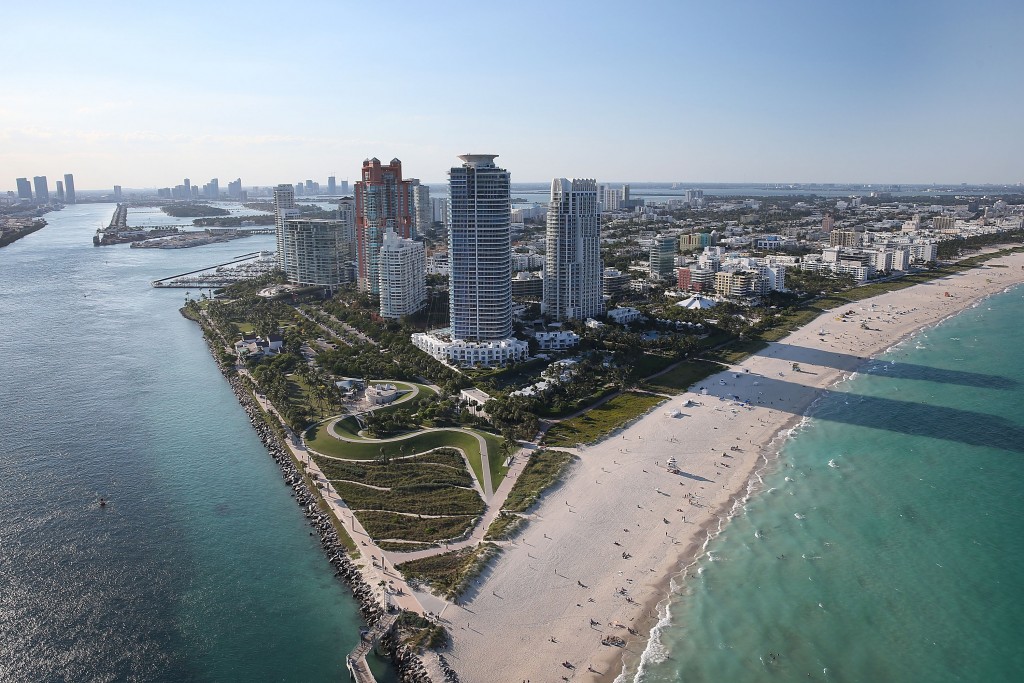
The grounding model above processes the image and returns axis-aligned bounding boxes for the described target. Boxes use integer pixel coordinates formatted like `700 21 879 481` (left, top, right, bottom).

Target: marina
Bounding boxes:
151 250 277 288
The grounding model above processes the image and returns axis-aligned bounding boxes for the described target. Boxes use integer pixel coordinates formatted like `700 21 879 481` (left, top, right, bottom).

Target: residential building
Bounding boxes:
378 227 426 319
822 214 834 232
113 185 122 201
281 218 348 287
411 154 527 367
607 306 643 325
650 234 677 280
273 184 299 271
512 271 544 300
598 183 626 212
327 176 336 195
426 252 449 276
534 330 580 350
933 215 956 232
755 234 796 250
227 178 242 199
602 267 631 297
354 157 415 294
55 181 65 203
33 176 49 203
543 178 603 321
63 173 76 204
410 179 432 235
16 178 32 201
679 231 718 251
431 197 449 228
448 154 513 343
714 271 758 298
829 230 860 248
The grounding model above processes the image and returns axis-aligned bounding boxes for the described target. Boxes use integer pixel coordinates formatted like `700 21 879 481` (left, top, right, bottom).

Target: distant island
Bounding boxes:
161 203 230 218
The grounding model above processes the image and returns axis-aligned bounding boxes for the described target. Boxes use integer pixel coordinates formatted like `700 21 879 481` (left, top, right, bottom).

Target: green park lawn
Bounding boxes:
543 391 666 446
641 360 725 394
305 421 503 491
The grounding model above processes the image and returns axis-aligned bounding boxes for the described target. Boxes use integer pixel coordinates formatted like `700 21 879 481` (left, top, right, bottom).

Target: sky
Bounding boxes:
1 0 1022 190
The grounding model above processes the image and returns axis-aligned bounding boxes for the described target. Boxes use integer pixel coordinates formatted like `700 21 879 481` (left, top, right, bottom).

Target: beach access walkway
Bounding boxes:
346 612 399 683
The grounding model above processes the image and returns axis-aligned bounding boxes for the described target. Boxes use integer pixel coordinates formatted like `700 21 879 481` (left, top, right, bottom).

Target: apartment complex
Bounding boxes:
378 228 426 319
273 184 299 271
412 154 527 367
543 178 603 321
354 158 414 294
281 218 348 287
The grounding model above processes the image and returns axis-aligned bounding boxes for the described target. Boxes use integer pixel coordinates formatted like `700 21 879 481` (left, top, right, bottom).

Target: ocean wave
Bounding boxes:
624 600 673 683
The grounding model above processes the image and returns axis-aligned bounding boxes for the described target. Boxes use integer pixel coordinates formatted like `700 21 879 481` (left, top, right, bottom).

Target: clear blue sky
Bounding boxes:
2 0 1021 190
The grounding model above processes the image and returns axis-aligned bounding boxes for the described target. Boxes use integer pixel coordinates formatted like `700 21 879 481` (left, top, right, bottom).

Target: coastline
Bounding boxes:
444 249 1024 683
183 308 439 682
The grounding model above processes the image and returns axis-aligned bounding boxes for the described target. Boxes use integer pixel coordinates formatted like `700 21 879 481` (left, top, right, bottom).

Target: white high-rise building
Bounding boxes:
281 218 347 287
449 154 513 342
273 184 299 271
378 228 426 319
411 154 527 367
598 183 626 212
543 178 603 321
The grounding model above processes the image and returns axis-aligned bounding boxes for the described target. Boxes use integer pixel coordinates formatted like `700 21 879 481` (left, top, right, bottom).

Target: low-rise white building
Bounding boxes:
607 306 644 325
366 383 402 405
233 333 284 358
411 330 529 368
534 330 580 350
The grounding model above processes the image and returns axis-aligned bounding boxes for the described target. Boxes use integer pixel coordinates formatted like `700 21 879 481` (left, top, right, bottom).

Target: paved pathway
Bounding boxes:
381 443 536 566
239 368 426 616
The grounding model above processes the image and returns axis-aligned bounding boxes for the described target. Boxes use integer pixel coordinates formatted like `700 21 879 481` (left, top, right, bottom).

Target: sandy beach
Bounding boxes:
441 250 1024 683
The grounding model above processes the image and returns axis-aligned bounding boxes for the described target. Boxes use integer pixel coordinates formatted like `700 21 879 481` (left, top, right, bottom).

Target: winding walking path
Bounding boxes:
321 420 494 499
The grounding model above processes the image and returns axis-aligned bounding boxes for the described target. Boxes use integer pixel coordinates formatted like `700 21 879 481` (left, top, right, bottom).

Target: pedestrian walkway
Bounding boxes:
346 612 399 683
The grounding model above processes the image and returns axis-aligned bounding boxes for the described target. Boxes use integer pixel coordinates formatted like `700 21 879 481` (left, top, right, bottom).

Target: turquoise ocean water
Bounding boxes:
636 285 1024 683
0 205 393 681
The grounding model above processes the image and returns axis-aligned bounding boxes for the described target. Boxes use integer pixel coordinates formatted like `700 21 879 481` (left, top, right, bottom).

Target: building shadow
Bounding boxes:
760 342 1017 390
693 373 1024 454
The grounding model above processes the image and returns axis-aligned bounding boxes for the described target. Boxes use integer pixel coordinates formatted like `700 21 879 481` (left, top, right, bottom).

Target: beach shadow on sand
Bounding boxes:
764 343 1018 390
698 374 1024 454
674 470 714 483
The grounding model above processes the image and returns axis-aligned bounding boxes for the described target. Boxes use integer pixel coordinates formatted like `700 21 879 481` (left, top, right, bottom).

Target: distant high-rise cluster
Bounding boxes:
11 173 73 205
544 178 603 321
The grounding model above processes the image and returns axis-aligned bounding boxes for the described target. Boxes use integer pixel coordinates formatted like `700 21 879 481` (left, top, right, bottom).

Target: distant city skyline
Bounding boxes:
2 0 1022 190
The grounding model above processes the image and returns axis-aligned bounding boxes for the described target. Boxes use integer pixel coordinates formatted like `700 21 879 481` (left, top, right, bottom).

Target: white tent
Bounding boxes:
676 294 717 310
